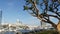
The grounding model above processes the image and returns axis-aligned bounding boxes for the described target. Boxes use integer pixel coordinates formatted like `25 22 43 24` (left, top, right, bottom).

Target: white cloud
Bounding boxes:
50 17 59 24
50 17 54 19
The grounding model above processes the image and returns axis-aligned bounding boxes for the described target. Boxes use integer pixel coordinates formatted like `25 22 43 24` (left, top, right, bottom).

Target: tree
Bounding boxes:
24 0 60 33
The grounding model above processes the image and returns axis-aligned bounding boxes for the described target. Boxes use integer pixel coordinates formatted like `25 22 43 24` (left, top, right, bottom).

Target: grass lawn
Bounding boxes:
26 30 58 34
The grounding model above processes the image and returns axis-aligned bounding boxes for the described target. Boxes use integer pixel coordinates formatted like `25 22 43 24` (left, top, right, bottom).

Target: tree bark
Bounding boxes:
56 21 60 34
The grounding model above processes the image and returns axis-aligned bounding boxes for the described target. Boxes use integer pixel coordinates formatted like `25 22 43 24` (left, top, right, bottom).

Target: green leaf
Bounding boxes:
36 0 39 4
49 7 53 11
24 6 29 10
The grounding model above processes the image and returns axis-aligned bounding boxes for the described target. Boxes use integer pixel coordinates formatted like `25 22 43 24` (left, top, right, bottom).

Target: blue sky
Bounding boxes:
0 0 40 26
0 0 59 26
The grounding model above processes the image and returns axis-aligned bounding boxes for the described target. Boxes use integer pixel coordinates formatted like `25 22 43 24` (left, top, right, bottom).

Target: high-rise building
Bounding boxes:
16 19 22 24
0 10 2 24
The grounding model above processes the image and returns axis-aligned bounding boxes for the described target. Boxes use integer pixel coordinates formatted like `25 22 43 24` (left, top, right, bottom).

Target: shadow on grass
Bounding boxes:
24 30 58 34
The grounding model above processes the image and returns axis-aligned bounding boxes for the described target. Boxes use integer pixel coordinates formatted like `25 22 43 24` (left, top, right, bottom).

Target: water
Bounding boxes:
0 31 16 34
0 29 31 34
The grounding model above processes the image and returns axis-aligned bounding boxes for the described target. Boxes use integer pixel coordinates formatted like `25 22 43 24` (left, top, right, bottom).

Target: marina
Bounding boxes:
0 22 54 34
0 19 54 34
0 20 39 34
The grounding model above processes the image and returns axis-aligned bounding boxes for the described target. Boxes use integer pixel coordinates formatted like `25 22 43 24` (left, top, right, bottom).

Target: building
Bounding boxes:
0 10 2 24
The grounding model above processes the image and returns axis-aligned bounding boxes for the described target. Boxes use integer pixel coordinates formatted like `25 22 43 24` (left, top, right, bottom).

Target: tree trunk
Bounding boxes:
57 28 60 34
57 22 60 34
49 22 60 34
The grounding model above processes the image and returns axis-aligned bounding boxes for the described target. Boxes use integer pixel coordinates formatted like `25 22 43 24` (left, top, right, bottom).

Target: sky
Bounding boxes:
0 0 40 26
0 0 59 26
